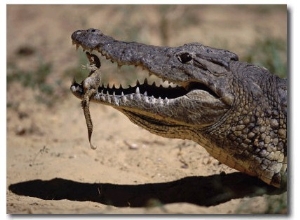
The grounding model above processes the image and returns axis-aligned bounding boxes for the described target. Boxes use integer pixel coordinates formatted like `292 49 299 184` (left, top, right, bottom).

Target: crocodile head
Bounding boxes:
71 28 239 138
70 29 287 188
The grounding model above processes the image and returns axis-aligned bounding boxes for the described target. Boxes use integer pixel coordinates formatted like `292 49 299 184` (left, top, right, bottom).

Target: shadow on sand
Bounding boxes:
9 172 286 207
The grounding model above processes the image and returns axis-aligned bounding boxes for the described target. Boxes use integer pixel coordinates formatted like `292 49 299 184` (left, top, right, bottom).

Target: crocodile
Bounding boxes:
70 28 287 188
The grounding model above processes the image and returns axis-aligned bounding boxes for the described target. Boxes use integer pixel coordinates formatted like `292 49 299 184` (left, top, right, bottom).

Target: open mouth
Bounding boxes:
71 46 220 103
92 78 219 101
70 29 231 143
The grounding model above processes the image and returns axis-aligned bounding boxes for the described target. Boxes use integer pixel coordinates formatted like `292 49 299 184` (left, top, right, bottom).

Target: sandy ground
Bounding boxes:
6 5 287 214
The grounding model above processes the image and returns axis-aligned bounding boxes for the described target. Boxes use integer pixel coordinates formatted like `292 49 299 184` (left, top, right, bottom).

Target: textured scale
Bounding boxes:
70 29 287 188
81 52 102 150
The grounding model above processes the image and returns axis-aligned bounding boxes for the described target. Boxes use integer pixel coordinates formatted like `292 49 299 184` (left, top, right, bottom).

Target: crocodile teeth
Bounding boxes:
164 97 169 104
113 96 119 105
143 96 149 103
135 87 141 100
158 97 163 105
135 87 140 94
149 96 156 104
106 91 111 103
121 92 127 102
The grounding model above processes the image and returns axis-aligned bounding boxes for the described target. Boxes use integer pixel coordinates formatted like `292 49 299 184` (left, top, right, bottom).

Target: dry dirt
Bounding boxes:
6 5 287 214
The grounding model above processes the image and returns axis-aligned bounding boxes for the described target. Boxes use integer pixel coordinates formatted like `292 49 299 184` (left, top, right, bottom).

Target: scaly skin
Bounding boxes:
81 52 101 150
70 28 287 188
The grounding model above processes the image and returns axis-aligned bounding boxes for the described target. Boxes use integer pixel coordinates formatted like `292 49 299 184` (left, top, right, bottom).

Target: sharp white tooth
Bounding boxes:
121 91 124 96
150 95 155 103
144 91 148 96
158 97 163 105
113 96 118 105
136 87 140 94
130 94 133 100
113 91 116 96
164 97 169 104
101 90 104 95
121 95 127 102
143 96 148 103
101 95 105 101
106 91 111 103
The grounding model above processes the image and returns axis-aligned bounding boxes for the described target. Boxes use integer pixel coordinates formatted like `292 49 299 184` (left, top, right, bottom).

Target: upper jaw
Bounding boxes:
70 51 224 109
71 29 234 107
70 31 232 128
72 42 224 96
72 44 186 88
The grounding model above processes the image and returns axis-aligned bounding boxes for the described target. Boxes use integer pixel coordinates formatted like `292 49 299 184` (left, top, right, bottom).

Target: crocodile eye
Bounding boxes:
178 53 192 63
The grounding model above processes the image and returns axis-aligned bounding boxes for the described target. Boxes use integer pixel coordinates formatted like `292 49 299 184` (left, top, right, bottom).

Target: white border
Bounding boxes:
4 0 291 4
2 1 297 220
